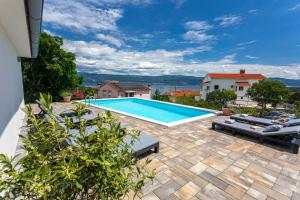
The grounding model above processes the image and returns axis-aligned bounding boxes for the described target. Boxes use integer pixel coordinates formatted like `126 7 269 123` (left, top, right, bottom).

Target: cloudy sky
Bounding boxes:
43 0 300 79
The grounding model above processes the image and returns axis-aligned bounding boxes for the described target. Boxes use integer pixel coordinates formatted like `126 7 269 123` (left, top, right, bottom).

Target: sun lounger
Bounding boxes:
36 99 97 124
230 114 300 127
212 120 300 153
69 126 159 157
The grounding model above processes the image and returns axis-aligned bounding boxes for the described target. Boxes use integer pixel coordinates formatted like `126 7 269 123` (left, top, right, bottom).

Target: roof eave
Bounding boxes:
24 0 44 58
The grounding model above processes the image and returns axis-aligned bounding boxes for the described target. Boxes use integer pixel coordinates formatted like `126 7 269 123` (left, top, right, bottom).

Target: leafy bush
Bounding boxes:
72 90 85 100
59 90 72 97
175 95 222 110
79 86 97 98
0 94 154 199
152 89 171 102
207 89 237 108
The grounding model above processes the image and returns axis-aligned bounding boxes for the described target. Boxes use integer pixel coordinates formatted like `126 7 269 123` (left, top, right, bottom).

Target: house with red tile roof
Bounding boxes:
200 69 266 105
164 89 198 100
97 80 151 99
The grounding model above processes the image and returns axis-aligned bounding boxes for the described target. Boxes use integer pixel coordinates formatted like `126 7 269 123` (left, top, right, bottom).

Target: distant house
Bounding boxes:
200 69 266 105
165 89 198 101
97 81 151 99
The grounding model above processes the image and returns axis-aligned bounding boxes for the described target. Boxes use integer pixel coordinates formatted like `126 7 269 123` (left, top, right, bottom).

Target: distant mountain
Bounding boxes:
79 72 203 87
79 72 300 88
272 78 300 87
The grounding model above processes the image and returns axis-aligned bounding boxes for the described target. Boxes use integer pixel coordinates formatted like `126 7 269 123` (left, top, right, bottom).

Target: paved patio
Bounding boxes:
32 102 300 200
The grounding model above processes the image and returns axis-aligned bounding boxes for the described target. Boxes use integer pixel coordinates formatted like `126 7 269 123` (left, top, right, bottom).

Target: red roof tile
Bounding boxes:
236 82 250 86
208 73 266 79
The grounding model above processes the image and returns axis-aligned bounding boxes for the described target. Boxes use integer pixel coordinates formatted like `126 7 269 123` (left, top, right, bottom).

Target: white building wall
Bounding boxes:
133 92 151 99
200 76 261 105
0 25 25 157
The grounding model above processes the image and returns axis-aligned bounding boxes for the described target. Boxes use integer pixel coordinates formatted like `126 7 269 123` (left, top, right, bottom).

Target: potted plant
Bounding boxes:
60 90 72 102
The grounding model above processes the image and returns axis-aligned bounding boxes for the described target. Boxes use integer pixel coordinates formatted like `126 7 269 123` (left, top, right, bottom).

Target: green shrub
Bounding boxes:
59 90 72 97
0 94 154 200
207 89 237 108
152 89 171 102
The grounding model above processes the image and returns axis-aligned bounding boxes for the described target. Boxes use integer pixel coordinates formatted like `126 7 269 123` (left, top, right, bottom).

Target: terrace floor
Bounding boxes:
31 102 300 200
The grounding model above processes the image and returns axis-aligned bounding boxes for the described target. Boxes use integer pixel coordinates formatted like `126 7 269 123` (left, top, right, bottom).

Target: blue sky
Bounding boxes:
43 0 300 79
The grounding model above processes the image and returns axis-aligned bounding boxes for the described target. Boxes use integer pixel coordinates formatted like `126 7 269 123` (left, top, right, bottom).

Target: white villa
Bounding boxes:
200 69 266 105
0 0 43 156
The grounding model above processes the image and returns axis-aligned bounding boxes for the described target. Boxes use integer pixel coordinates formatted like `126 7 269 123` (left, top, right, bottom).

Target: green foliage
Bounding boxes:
152 89 171 102
247 79 289 110
231 107 261 117
79 86 97 97
22 32 82 102
288 92 300 104
206 89 237 107
59 90 72 97
0 94 154 199
175 95 222 110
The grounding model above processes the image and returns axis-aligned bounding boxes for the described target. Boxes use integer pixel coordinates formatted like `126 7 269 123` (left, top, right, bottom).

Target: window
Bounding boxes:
214 85 219 90
206 86 210 90
240 97 243 100
239 86 244 91
231 85 234 89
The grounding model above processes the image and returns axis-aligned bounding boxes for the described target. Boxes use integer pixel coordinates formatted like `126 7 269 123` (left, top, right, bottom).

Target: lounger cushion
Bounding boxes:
69 113 98 124
263 125 283 132
213 120 300 136
125 133 159 153
225 119 235 124
69 126 159 155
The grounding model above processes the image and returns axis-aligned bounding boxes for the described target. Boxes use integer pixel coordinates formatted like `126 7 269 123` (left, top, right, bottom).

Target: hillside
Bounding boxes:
79 72 300 88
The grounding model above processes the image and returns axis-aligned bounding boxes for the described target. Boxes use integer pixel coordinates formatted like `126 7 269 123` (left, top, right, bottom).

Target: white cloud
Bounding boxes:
171 0 188 8
91 0 153 6
96 34 123 47
185 21 213 31
289 3 300 11
248 9 258 14
237 40 257 46
62 39 300 79
208 54 236 65
43 0 123 33
214 15 242 27
183 31 216 43
245 55 259 59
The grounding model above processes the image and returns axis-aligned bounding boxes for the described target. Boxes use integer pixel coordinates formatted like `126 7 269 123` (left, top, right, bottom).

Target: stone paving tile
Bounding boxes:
189 162 208 175
292 192 300 200
246 188 267 200
31 103 300 200
251 181 290 200
225 185 246 199
141 192 160 200
174 181 201 199
200 171 229 190
273 184 293 198
196 183 234 200
153 180 181 199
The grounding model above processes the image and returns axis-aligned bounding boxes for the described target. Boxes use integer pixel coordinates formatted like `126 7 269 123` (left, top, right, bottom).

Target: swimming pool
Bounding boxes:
80 98 217 127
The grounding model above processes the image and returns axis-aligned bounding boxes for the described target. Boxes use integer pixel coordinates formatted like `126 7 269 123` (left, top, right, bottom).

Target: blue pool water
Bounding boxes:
83 98 214 124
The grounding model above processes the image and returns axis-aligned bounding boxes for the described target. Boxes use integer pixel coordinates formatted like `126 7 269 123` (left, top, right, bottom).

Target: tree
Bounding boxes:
152 89 170 102
207 89 237 108
0 94 154 199
22 32 82 102
247 79 289 111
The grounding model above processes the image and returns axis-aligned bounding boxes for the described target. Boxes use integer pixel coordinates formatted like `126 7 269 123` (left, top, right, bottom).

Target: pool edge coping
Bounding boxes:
76 97 221 127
